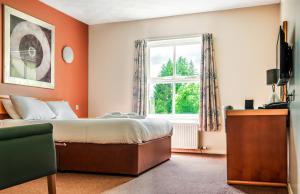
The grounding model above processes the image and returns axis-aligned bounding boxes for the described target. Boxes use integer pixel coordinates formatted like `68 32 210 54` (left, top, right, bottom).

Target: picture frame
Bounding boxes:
3 5 55 89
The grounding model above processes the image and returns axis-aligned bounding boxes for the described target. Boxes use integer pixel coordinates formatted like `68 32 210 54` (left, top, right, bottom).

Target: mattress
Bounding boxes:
0 118 173 144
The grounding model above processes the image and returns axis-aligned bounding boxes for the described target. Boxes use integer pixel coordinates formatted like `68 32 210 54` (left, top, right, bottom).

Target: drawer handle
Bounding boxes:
55 142 67 147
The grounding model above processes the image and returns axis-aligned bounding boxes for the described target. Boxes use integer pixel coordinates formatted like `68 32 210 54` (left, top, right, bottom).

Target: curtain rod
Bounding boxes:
145 33 204 42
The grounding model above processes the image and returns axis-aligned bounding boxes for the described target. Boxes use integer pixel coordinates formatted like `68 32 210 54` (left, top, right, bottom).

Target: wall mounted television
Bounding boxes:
277 26 293 85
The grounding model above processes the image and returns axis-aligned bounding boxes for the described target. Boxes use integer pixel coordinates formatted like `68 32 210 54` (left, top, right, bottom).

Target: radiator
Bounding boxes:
171 122 199 149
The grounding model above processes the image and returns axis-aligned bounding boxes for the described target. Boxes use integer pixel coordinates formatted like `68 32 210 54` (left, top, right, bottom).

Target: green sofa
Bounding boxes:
0 123 57 194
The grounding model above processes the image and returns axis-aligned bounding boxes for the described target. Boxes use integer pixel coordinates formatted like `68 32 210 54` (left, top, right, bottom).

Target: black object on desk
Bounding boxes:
245 100 254 109
259 102 289 109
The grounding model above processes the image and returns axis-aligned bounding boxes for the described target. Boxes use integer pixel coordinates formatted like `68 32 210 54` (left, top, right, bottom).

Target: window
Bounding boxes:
147 37 202 119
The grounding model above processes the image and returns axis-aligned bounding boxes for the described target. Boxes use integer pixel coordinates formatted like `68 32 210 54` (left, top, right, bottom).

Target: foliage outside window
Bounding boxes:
147 38 201 117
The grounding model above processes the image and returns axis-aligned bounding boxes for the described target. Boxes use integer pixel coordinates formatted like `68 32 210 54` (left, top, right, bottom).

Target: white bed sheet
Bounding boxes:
0 118 173 144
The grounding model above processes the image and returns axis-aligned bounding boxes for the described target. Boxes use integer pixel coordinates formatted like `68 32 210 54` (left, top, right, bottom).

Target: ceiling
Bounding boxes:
41 0 280 25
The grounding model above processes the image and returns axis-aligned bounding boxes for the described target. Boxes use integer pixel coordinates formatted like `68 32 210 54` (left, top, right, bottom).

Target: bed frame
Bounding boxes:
0 95 171 175
56 136 171 175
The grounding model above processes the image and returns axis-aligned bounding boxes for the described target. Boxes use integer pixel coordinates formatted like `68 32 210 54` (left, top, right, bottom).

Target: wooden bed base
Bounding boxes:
55 136 171 176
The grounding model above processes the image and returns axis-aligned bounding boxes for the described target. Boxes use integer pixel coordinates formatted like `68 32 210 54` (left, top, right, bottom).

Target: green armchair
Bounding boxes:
0 123 57 194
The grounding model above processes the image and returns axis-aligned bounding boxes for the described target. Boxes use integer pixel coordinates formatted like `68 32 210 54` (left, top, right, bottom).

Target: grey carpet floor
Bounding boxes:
1 154 288 194
104 154 288 194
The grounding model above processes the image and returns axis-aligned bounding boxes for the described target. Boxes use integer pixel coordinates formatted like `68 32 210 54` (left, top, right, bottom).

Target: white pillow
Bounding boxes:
1 99 21 119
47 101 78 119
10 95 56 120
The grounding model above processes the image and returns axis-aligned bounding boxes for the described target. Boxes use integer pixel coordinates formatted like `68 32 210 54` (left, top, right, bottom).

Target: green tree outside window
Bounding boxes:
153 57 200 114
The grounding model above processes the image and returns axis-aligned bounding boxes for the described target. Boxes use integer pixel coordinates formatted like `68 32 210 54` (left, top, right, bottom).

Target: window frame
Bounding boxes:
146 36 202 120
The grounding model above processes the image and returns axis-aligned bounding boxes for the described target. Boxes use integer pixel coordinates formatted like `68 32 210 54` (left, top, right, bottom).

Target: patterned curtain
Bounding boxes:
132 40 147 116
199 34 221 131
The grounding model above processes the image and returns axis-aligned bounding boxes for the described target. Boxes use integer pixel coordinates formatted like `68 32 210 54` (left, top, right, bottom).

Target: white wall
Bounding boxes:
89 4 280 154
281 0 300 193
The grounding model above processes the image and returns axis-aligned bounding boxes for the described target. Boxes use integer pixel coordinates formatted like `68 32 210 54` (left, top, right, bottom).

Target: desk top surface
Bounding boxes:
226 109 288 116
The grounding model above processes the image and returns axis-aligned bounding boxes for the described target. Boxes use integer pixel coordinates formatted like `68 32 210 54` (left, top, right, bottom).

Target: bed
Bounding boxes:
0 95 172 176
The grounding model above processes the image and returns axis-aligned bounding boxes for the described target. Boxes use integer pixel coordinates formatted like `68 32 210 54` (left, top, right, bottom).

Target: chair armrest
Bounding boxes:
0 123 53 140
0 123 56 189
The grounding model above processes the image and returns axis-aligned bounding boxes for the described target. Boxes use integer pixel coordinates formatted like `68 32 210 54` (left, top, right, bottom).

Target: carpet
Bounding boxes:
0 154 288 194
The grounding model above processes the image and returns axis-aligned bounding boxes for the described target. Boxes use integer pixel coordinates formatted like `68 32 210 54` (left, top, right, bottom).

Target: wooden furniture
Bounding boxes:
56 136 171 175
47 175 56 194
0 123 57 194
0 95 171 176
226 109 288 187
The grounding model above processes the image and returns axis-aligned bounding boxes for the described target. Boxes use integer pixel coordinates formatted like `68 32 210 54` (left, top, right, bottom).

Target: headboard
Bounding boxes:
0 95 63 119
0 95 10 119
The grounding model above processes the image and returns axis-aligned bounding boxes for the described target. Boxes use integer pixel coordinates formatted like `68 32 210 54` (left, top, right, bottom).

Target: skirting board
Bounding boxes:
288 183 294 194
227 180 287 187
172 148 202 154
201 149 226 155
172 148 226 155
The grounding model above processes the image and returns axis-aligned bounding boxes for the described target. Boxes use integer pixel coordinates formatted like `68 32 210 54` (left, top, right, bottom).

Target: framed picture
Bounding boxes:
3 5 55 89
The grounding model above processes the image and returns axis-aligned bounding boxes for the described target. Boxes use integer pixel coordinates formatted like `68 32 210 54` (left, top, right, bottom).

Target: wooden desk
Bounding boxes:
226 109 288 187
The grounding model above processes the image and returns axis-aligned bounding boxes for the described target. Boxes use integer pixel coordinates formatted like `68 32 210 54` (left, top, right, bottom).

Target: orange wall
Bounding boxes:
0 0 88 117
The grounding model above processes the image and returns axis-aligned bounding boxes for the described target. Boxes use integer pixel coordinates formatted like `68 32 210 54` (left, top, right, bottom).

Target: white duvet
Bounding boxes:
0 118 173 144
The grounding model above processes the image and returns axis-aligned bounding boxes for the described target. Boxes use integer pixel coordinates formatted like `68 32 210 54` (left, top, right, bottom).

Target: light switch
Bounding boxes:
75 104 79 110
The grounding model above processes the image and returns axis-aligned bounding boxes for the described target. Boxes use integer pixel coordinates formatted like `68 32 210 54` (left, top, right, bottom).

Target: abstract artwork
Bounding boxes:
4 5 55 89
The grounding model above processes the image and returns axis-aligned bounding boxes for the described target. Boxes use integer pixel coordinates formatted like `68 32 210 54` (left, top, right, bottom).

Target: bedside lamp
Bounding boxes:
266 69 280 103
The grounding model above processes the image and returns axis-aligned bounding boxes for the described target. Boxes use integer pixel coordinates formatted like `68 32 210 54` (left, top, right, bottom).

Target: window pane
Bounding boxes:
149 83 173 114
150 47 174 77
176 44 201 76
175 83 200 114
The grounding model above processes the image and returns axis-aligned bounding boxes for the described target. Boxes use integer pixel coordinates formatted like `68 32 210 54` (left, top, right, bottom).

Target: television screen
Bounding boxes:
277 26 292 85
